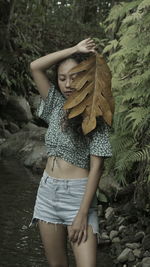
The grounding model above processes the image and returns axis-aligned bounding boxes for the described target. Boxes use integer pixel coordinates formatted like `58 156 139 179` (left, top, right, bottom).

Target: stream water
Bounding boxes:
0 159 76 267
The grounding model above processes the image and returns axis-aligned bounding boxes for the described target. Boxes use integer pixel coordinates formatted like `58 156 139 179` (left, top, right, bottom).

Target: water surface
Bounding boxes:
0 159 75 267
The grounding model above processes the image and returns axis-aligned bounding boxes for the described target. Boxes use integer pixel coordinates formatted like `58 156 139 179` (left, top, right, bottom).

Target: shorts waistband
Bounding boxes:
43 169 88 184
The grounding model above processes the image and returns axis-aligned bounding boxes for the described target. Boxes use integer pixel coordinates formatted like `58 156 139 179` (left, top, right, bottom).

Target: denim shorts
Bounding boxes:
29 169 100 240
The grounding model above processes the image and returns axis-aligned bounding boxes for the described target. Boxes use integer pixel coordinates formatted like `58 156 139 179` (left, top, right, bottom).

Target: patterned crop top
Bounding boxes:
36 85 112 170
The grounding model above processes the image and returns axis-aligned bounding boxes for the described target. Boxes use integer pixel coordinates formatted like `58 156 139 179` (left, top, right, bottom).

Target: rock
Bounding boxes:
23 145 47 173
0 125 47 173
8 121 20 133
98 239 111 245
128 251 135 262
146 225 150 235
106 224 116 232
0 131 26 156
121 201 137 220
134 231 145 242
111 242 122 256
0 138 6 145
105 207 114 219
97 252 115 267
99 173 121 199
142 234 150 250
5 95 32 122
126 243 141 249
99 232 111 245
101 232 110 240
112 237 120 243
133 248 142 258
0 118 3 126
0 126 12 138
117 216 126 226
121 234 136 244
119 225 126 233
110 230 118 240
30 94 41 111
117 248 134 263
22 122 40 131
142 257 150 267
143 251 150 258
4 129 12 138
97 204 103 217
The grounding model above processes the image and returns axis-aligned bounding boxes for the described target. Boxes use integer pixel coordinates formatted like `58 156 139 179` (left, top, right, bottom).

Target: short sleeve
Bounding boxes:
89 121 112 158
36 85 63 124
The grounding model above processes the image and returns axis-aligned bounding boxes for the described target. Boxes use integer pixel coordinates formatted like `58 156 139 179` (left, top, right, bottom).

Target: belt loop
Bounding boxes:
51 156 56 172
45 176 48 184
65 179 68 190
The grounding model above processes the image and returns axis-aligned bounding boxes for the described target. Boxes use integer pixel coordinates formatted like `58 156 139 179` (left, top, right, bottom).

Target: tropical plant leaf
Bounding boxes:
63 53 115 135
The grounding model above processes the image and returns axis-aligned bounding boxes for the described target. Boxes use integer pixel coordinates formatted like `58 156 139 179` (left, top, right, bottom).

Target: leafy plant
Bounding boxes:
103 0 150 195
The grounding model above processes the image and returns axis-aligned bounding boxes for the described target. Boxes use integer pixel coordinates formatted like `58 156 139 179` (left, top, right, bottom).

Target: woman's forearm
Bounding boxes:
79 171 101 215
79 156 103 215
30 46 78 71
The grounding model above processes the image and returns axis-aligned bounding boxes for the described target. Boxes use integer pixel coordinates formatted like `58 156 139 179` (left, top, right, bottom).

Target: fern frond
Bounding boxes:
115 149 136 172
138 0 150 11
105 21 118 34
120 29 140 49
122 89 150 106
128 146 150 163
125 107 149 131
111 134 135 156
106 0 142 23
122 91 137 103
115 172 127 185
122 11 143 24
103 40 119 54
104 0 150 187
105 3 126 22
129 70 150 87
142 45 150 57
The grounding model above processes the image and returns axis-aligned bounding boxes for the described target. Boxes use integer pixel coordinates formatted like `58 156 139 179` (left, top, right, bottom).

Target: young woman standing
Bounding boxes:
30 38 112 267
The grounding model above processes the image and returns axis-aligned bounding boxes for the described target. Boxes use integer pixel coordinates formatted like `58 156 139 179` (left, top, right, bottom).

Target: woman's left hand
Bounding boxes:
68 212 88 245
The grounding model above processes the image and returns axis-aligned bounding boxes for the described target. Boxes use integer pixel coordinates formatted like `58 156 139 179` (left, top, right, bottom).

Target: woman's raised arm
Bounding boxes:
30 38 96 99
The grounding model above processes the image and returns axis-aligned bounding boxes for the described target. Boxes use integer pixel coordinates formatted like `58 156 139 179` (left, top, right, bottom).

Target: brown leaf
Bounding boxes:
63 53 115 135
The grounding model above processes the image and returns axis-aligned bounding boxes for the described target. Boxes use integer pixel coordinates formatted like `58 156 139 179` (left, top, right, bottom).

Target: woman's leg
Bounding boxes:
39 221 69 267
67 224 97 267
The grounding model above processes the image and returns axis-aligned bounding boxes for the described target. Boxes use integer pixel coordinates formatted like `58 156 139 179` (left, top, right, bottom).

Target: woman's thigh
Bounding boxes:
39 221 69 267
67 224 97 267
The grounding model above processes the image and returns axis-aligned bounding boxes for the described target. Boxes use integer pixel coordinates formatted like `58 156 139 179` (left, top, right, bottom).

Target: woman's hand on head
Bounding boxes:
76 38 96 54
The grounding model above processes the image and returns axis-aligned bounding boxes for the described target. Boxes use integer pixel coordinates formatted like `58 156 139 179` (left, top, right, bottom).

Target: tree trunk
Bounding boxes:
0 0 16 50
71 0 86 23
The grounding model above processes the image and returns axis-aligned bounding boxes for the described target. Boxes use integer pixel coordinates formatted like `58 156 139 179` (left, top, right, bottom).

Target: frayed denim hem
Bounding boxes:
29 217 68 230
29 217 100 243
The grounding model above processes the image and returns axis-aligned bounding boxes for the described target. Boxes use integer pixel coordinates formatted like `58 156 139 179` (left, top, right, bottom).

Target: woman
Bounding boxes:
30 38 112 267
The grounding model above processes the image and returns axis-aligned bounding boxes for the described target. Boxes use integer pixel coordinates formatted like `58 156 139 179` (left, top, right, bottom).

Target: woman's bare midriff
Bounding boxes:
45 156 89 179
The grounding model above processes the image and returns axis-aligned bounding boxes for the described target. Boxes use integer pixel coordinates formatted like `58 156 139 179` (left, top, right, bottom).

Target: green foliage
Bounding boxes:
103 0 150 185
1 0 112 99
103 39 119 54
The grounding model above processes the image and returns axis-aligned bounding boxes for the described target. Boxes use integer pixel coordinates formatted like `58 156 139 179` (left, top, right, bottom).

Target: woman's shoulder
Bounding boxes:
46 83 64 101
86 117 112 157
36 83 65 123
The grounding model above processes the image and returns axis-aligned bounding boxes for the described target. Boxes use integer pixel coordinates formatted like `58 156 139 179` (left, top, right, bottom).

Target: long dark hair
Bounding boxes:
54 53 90 135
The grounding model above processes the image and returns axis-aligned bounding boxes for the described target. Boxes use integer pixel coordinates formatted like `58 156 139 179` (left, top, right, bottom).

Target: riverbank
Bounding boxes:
0 94 150 266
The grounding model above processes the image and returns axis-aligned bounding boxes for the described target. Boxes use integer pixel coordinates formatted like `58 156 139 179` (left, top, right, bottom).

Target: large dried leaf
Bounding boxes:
63 53 115 135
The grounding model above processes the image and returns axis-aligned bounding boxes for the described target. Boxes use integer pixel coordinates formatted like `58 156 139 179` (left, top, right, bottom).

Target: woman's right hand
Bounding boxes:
75 38 96 54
